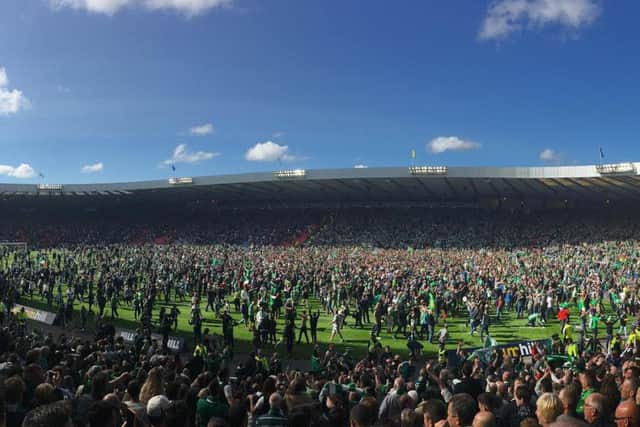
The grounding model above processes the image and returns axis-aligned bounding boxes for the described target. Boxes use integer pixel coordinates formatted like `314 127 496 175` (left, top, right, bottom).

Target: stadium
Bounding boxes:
3 162 640 204
3 158 640 424
2 162 639 355
6 0 640 425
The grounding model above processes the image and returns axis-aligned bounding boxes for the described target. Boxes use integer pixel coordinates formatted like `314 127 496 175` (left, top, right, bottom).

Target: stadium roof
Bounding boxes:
2 163 640 203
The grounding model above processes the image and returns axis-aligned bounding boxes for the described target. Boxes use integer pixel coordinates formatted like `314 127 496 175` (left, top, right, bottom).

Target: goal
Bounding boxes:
0 242 28 251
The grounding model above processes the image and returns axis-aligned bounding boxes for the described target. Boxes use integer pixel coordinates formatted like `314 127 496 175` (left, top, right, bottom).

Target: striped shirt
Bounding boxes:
256 409 288 427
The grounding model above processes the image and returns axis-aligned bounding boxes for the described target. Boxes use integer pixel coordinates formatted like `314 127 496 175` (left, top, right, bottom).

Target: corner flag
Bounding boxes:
599 147 604 160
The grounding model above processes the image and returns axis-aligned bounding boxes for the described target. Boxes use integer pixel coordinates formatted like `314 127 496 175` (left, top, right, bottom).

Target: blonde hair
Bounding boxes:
536 393 563 425
139 366 165 405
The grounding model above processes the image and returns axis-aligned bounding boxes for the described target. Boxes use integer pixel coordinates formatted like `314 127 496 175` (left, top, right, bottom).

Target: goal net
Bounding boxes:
0 242 28 251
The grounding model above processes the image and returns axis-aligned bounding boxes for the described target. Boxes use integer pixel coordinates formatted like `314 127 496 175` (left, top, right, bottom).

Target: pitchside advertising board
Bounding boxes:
11 304 57 325
446 338 549 367
116 329 184 353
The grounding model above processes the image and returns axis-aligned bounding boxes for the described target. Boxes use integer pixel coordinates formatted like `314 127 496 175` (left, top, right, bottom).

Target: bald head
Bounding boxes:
615 399 640 427
269 392 282 410
472 411 496 427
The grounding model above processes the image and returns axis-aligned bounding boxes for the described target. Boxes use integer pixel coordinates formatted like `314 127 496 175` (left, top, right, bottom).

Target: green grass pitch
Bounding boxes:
2 250 585 360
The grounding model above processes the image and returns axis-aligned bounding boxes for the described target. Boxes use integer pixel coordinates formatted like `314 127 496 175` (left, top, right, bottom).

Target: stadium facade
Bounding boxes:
1 163 640 210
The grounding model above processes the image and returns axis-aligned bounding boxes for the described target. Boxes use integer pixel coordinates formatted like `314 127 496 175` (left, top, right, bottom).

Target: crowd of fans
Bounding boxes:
0 206 639 427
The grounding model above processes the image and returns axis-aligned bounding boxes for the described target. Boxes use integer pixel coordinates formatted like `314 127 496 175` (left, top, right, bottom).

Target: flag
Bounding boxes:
483 335 497 348
410 149 416 160
599 147 604 159
171 165 176 172
38 172 44 179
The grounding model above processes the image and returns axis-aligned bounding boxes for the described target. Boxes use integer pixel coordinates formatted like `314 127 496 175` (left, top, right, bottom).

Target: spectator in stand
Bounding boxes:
556 384 588 426
583 393 611 427
472 411 496 427
613 400 639 427
256 393 288 427
21 401 72 427
535 393 563 427
447 394 477 427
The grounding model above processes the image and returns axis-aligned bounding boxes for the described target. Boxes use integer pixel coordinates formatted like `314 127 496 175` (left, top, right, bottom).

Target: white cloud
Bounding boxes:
479 0 600 41
48 0 232 16
245 141 296 162
0 67 29 116
427 136 481 154
189 123 214 136
163 143 219 165
539 148 561 162
81 162 104 173
0 163 36 179
354 164 368 169
144 0 232 16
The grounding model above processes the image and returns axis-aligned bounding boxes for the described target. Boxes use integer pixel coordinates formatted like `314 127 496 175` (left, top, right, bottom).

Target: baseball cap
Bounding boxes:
147 395 171 419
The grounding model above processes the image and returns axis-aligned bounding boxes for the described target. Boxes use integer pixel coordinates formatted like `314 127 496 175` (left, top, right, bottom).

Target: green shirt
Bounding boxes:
576 389 593 416
196 397 229 427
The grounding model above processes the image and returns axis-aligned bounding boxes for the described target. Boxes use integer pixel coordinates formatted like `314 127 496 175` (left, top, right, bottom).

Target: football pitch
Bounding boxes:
4 249 572 360
19 290 565 360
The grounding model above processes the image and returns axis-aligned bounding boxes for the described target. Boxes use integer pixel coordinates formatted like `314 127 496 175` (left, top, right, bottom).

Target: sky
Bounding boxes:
0 0 639 183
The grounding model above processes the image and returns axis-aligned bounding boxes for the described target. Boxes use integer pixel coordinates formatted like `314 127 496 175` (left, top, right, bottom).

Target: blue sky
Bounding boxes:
0 0 639 183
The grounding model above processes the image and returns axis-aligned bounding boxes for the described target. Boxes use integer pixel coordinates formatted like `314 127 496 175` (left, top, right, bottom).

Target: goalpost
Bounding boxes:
0 242 28 251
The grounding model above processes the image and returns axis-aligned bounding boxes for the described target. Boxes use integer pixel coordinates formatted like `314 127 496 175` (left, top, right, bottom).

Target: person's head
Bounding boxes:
400 408 416 427
88 400 120 427
269 392 282 411
619 378 639 401
447 394 477 427
140 367 165 404
462 362 473 379
22 401 73 427
34 383 57 407
558 384 579 416
350 404 373 427
90 372 110 400
126 380 141 402
614 399 640 427
146 395 171 427
584 393 606 424
579 370 596 391
207 418 229 427
477 393 499 412
514 385 530 407
228 401 248 427
519 417 541 427
163 400 185 427
535 393 562 426
472 411 496 427
4 376 25 405
421 399 446 427
496 381 508 398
